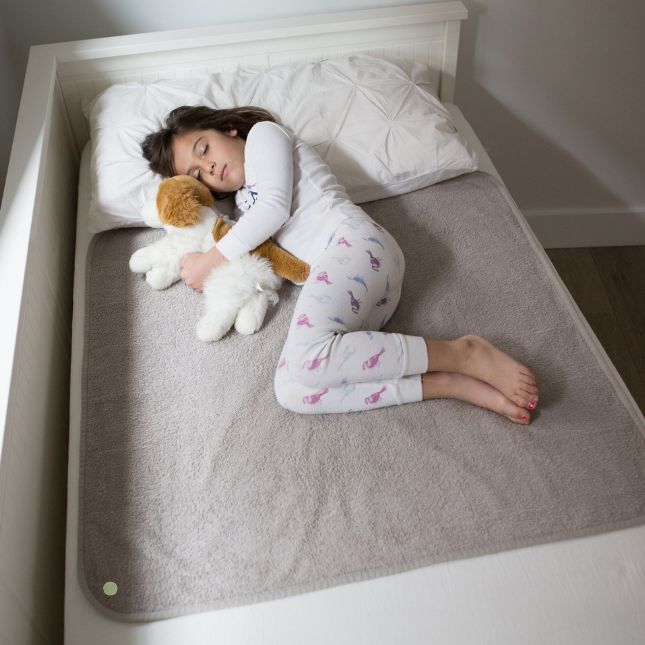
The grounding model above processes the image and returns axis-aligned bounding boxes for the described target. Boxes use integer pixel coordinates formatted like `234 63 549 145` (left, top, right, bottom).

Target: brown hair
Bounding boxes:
141 105 276 180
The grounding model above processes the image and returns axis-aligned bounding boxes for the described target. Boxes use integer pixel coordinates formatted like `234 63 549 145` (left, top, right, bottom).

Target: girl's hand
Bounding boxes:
180 246 228 292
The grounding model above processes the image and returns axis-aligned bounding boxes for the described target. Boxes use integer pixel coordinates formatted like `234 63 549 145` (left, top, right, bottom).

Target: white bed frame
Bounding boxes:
2 4 644 644
0 3 469 642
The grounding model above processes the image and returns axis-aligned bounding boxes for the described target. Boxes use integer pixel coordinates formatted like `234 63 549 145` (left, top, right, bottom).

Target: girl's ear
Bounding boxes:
225 128 238 137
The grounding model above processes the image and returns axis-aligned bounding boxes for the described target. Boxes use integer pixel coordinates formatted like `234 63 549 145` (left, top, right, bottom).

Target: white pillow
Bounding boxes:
86 55 477 234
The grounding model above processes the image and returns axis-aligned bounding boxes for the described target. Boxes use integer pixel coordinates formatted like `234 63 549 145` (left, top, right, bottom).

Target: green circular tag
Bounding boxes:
103 582 118 596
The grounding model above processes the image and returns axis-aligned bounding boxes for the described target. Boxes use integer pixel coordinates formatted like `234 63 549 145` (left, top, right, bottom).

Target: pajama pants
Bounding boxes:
273 215 429 414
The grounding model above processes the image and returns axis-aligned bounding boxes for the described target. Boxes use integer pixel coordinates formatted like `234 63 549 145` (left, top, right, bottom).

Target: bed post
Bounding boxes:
440 18 463 103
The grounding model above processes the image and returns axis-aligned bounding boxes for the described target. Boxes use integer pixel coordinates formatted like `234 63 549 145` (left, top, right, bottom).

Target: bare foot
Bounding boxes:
457 335 538 410
422 371 531 425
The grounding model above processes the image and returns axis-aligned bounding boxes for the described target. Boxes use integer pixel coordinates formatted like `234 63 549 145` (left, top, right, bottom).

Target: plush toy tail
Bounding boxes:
212 219 310 283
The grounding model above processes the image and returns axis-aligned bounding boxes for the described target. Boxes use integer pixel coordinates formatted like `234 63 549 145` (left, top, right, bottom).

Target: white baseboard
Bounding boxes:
523 207 645 249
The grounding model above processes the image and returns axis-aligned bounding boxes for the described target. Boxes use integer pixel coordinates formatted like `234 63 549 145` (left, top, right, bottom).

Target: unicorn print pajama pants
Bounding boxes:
274 215 429 414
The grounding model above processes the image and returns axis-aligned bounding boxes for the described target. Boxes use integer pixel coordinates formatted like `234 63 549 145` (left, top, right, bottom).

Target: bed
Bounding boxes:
1 3 645 644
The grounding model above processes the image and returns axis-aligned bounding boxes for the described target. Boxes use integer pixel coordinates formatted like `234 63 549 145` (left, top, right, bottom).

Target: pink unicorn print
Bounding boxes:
316 271 333 285
297 314 314 328
362 347 385 370
303 388 330 405
376 297 390 307
365 386 387 405
278 358 286 369
366 249 381 271
370 221 384 232
336 237 352 247
303 354 330 371
347 290 361 314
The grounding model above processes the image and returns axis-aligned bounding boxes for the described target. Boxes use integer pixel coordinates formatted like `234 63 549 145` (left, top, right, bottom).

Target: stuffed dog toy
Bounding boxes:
129 175 310 341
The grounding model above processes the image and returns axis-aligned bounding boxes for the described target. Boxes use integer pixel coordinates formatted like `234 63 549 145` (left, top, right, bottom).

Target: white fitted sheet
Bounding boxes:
65 105 645 645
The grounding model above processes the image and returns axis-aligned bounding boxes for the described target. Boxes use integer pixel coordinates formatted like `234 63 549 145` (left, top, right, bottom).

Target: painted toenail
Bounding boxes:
528 402 535 409
522 416 527 421
532 383 536 386
535 390 538 394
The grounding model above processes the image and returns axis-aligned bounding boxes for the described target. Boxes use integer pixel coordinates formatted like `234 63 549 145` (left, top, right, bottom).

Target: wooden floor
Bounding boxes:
545 246 645 415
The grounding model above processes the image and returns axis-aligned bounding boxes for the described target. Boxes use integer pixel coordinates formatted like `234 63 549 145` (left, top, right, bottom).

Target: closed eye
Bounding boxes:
196 144 208 181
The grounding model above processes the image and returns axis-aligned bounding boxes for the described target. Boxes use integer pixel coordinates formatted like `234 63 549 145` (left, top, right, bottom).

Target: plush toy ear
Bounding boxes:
156 175 215 227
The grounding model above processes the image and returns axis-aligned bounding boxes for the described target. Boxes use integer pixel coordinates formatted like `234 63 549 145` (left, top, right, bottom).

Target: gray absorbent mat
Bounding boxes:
79 172 645 621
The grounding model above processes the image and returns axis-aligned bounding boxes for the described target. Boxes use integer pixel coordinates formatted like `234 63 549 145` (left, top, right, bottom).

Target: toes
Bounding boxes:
504 403 531 425
509 390 538 410
507 415 530 425
520 387 539 405
509 392 529 408
522 395 538 410
514 380 539 408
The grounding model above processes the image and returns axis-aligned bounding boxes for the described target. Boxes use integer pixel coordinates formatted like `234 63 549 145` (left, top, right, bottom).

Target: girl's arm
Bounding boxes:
180 122 293 292
215 122 294 261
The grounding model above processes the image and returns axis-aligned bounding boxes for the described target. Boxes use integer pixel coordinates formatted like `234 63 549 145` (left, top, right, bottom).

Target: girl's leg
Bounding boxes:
275 217 427 413
276 348 539 419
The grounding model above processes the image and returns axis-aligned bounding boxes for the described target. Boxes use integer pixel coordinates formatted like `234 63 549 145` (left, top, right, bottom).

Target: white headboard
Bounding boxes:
39 1 467 153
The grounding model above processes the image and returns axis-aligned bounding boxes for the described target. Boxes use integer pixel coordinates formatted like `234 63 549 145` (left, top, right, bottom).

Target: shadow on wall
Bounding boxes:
460 84 625 213
455 0 631 213
0 17 23 206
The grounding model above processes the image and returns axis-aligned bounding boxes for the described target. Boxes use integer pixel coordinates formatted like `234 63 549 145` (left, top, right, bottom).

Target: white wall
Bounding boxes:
1 0 644 235
454 0 645 223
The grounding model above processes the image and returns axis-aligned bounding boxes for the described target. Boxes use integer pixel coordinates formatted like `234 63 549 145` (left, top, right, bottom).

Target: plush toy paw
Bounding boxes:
130 247 181 290
129 248 153 274
234 291 271 335
196 313 235 342
145 264 181 290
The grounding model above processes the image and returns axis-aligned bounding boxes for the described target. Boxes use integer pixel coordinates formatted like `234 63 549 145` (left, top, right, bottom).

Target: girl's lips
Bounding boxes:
221 165 227 182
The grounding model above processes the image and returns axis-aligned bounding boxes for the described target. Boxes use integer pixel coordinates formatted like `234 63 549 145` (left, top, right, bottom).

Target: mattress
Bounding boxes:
65 105 645 644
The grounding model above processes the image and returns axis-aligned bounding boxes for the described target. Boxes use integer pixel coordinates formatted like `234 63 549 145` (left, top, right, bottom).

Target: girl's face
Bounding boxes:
172 128 246 193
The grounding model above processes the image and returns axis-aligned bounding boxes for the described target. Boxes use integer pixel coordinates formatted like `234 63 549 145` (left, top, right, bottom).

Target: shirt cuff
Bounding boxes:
215 230 252 261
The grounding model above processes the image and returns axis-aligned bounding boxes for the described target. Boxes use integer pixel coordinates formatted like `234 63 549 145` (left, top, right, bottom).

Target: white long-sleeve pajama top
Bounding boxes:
215 121 364 266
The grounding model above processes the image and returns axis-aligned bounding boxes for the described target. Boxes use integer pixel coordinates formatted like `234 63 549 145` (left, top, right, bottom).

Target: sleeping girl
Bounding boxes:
142 106 539 423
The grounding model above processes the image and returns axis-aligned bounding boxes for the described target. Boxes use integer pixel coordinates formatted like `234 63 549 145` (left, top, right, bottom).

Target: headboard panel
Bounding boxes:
48 2 467 152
